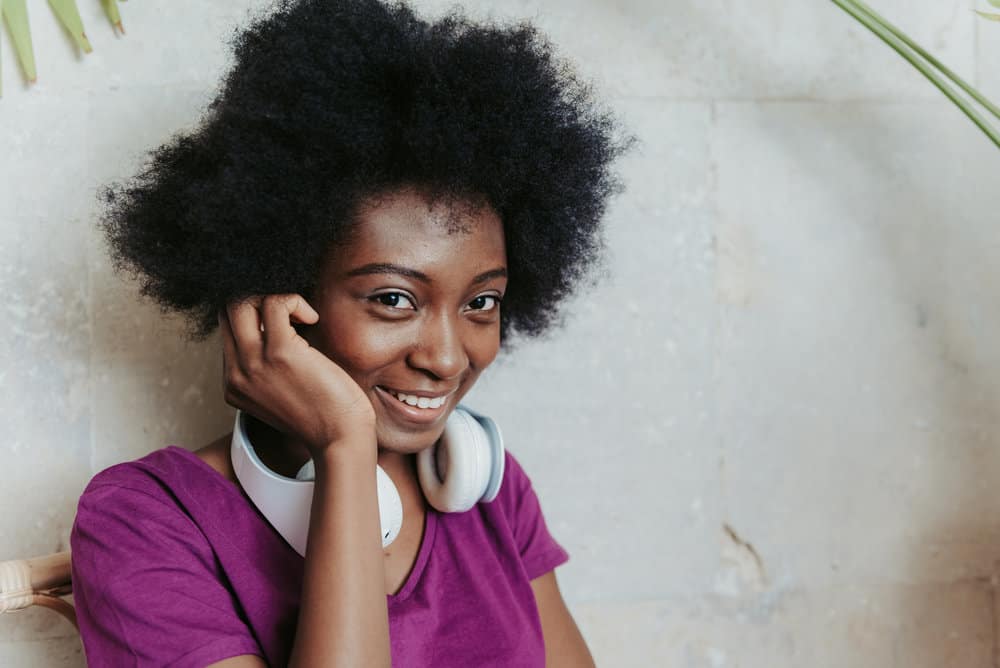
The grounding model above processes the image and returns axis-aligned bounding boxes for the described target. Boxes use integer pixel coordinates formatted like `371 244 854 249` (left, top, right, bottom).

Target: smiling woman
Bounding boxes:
68 0 629 666
307 188 507 454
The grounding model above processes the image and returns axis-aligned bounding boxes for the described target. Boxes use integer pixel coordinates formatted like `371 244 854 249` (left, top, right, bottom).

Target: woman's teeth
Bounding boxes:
389 390 447 409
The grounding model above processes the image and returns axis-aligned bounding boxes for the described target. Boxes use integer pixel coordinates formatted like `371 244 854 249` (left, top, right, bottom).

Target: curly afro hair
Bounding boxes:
99 0 630 343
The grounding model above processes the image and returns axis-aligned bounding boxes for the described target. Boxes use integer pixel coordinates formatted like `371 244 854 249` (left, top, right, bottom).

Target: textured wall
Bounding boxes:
3 1 1000 666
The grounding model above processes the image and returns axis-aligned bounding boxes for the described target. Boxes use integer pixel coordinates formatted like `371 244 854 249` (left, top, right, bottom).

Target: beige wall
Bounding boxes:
3 0 1000 665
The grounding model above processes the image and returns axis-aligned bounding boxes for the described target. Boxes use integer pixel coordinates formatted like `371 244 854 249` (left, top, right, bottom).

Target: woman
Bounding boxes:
70 0 628 665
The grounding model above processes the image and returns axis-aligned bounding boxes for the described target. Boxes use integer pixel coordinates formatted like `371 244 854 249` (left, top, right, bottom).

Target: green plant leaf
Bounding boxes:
832 0 1000 148
988 0 1000 8
2 0 37 82
100 0 122 34
976 9 1000 20
47 0 91 53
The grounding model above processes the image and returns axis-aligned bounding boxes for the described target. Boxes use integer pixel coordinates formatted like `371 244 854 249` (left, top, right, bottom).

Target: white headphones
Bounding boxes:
230 405 505 553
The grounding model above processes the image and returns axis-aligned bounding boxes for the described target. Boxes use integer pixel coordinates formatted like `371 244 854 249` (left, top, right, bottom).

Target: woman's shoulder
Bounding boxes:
73 439 240 541
82 446 191 495
70 439 250 591
494 449 535 507
82 435 234 498
79 450 162 495
475 449 570 581
489 449 554 531
70 448 224 595
70 444 266 667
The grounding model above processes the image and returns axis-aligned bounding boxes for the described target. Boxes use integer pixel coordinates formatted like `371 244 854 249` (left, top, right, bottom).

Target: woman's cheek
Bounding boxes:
323 321 413 373
469 324 501 369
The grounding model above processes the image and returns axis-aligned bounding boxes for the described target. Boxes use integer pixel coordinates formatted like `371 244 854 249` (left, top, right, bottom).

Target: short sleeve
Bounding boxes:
498 452 570 580
70 481 263 667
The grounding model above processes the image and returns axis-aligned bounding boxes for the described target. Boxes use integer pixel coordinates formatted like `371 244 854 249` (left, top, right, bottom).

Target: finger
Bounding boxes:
227 298 264 366
289 295 319 325
261 294 316 350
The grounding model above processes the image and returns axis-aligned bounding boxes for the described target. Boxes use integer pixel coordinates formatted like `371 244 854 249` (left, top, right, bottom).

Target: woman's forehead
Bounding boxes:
327 188 507 278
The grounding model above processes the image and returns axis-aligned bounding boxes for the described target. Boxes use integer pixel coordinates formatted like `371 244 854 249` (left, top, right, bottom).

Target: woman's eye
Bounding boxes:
467 295 500 312
373 293 415 310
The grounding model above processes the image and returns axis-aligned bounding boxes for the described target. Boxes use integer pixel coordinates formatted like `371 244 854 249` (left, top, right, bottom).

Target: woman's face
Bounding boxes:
305 187 507 454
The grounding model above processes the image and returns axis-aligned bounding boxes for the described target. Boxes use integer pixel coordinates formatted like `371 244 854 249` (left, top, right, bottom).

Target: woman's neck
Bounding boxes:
246 415 422 495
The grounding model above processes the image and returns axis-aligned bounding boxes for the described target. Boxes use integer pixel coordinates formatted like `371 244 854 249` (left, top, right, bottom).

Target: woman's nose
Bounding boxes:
407 312 469 381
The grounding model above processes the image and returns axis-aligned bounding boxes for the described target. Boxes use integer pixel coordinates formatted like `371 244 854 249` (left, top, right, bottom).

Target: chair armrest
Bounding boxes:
0 551 76 629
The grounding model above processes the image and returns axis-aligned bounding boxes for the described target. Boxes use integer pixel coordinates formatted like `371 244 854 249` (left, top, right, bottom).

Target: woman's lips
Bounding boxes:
374 385 453 425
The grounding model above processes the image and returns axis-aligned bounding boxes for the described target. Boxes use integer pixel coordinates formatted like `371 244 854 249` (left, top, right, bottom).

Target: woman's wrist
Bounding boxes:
312 429 379 471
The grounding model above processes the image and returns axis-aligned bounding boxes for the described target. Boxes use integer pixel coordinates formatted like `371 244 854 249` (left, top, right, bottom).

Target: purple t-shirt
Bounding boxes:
70 445 569 667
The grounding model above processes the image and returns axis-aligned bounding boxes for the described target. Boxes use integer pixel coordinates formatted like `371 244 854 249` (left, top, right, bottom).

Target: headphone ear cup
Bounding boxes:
469 408 505 503
418 407 494 513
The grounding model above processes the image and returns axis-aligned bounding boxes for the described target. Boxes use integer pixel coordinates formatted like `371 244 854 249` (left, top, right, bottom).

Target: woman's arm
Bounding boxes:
288 439 391 667
214 296 391 667
531 571 596 668
210 443 391 668
213 568 589 668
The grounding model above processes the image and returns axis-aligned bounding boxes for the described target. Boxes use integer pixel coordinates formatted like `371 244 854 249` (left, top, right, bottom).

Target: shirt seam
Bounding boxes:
165 636 265 668
522 545 570 581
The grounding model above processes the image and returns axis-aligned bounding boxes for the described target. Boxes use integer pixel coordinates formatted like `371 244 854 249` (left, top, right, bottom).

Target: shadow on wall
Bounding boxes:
87 255 232 473
688 2 1000 665
721 77 1000 668
83 90 239 475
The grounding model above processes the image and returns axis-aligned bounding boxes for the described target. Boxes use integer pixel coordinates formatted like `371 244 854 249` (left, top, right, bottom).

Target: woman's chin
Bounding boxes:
374 424 445 455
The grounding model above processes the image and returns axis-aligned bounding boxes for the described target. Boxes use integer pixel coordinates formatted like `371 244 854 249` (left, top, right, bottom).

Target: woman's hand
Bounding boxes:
218 294 376 455
221 295 390 666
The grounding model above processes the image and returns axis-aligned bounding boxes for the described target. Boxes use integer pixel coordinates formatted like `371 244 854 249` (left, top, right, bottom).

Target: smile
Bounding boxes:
374 386 456 425
385 390 449 409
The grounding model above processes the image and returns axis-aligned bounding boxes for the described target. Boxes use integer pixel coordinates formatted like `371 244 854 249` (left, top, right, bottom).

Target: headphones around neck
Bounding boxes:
230 405 505 553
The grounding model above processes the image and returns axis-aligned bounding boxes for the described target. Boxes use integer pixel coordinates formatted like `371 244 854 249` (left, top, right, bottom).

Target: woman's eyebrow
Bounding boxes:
345 263 431 283
469 267 507 285
345 263 507 285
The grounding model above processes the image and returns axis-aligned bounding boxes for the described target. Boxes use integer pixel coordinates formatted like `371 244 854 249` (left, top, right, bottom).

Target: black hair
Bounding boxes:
99 0 631 342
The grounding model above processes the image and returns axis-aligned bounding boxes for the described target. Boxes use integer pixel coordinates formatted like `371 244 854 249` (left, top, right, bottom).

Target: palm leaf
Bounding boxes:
100 0 122 34
2 0 37 86
47 0 92 53
832 0 1000 148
